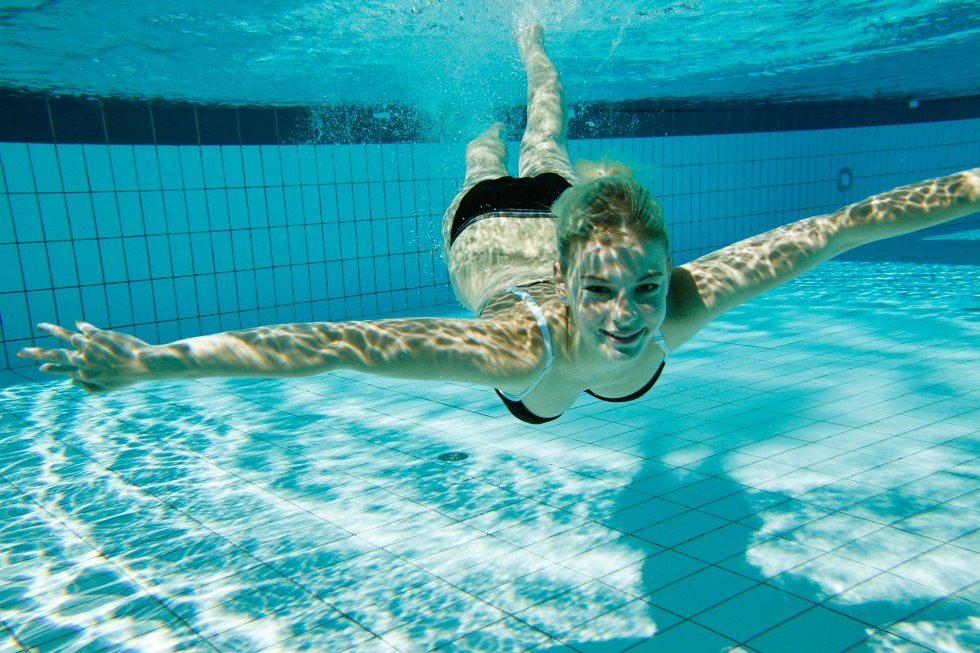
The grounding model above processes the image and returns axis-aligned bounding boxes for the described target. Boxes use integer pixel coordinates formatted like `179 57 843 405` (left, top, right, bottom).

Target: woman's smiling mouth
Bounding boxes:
600 328 646 345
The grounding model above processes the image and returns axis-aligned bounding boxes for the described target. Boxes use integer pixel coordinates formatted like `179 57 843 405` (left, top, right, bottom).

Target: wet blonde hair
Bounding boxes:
552 160 668 268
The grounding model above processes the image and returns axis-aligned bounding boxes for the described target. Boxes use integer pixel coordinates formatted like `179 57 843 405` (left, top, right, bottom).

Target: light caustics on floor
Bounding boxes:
1 234 978 653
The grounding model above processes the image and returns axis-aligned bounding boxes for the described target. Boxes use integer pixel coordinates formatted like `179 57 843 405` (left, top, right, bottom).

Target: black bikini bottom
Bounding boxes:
450 173 572 247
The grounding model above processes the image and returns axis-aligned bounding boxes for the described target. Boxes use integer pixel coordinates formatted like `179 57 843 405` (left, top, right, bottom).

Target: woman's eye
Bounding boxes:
584 286 610 295
637 283 660 293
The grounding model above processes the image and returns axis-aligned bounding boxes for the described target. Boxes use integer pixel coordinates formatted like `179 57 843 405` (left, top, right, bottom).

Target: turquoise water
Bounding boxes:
1 1 979 106
2 225 978 651
2 1 980 651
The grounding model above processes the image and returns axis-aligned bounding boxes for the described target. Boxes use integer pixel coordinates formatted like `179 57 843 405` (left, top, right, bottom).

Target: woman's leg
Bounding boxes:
441 122 509 259
517 25 575 182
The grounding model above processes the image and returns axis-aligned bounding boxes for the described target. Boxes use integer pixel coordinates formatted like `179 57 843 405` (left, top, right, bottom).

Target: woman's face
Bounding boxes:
558 232 671 362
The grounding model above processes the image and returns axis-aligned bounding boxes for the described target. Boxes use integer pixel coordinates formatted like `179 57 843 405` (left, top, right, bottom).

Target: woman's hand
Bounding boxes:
17 321 157 393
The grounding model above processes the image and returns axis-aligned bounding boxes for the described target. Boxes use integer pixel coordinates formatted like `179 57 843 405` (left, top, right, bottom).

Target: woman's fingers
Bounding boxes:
37 322 77 343
76 321 100 336
18 346 72 364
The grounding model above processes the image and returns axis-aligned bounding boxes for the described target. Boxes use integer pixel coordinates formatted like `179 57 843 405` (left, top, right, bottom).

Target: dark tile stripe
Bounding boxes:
2 87 979 145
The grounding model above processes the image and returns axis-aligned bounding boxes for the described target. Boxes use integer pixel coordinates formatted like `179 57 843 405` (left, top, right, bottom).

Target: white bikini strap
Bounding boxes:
499 285 554 400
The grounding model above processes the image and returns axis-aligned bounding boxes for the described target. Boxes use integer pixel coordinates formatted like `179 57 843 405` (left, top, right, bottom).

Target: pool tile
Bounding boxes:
645 566 756 618
747 605 871 653
694 583 813 642
826 573 946 628
625 620 740 652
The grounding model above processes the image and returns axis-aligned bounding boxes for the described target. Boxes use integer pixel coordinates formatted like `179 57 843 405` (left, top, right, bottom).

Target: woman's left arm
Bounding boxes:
663 168 980 347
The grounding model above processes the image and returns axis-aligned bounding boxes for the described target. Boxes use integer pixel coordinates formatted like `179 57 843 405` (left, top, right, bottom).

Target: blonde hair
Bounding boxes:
552 161 667 267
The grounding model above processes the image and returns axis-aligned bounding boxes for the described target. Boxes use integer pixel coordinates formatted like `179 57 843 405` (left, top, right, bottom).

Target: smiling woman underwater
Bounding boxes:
17 25 980 423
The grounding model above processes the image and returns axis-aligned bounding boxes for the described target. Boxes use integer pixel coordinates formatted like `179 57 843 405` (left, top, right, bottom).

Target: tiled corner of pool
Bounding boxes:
1 239 978 651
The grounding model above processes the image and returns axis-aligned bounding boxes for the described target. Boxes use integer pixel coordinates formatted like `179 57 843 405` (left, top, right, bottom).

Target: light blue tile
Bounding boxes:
250 229 271 268
336 185 355 222
55 146 88 193
151 279 177 321
168 233 193 276
645 566 756 619
73 240 103 285
326 261 344 299
9 195 43 241
0 244 24 292
105 283 133 325
19 242 52 290
749 605 871 653
266 187 286 226
255 268 274 307
0 195 13 243
206 189 230 231
235 271 257 310
91 192 121 237
272 266 294 304
227 188 249 230
357 258 375 294
0 292 30 339
122 237 150 280
221 146 245 188
185 189 209 232
261 145 283 186
53 288 83 330
189 232 215 274
215 272 238 314
346 145 367 183
636 510 728 549
695 583 813 643
211 230 234 274
341 259 360 295
179 146 205 189
627 620 738 652
140 190 166 236
173 277 199 318
284 186 304 225
242 146 264 186
292 266 311 303
286 225 307 264
130 280 155 324
133 146 161 190
78 285 109 326
310 146 335 185
268 227 289 267
355 221 373 259
1 143 36 192
200 146 225 188
157 146 184 190
27 144 61 193
46 241 78 287
98 238 127 283
303 224 325 263
676 522 763 564
108 146 139 191
162 190 189 232
117 191 144 237
280 145 301 185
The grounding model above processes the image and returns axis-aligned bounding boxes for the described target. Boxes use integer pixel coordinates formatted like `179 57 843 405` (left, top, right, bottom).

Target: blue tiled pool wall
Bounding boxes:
1 117 979 372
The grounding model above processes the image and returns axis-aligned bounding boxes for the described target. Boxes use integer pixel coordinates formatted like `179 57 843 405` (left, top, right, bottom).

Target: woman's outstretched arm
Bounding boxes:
664 168 980 347
17 316 546 395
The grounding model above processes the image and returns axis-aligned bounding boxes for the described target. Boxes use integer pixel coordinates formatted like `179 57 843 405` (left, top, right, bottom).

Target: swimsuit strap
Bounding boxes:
497 285 554 401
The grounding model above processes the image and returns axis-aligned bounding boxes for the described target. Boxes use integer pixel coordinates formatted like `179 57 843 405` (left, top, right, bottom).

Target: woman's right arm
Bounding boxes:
17 316 545 394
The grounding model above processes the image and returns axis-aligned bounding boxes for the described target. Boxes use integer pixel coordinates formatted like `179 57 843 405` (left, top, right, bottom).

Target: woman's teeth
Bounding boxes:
601 328 644 344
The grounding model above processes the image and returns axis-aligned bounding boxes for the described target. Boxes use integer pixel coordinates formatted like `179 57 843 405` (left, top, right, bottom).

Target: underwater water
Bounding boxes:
2 1 980 652
1 225 979 652
1 0 979 107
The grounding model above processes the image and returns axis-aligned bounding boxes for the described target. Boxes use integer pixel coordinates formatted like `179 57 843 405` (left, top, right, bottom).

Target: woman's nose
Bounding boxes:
611 294 638 322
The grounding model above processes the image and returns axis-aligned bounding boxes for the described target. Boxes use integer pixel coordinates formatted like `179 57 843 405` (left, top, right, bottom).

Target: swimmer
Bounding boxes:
17 25 980 423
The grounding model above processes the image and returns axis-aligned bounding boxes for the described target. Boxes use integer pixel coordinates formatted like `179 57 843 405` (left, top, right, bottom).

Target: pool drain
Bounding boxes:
438 452 469 462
